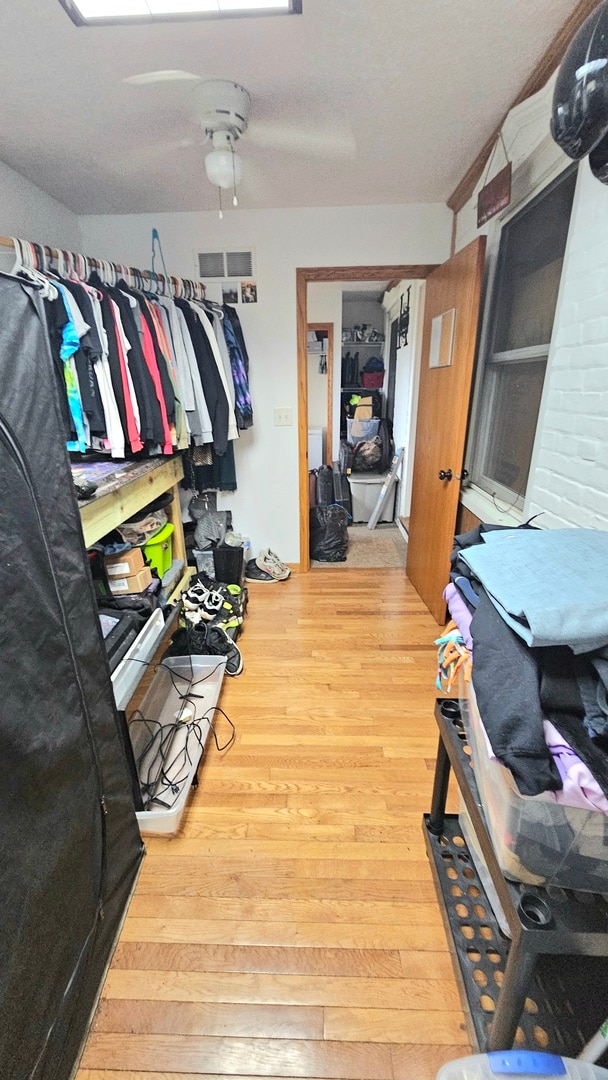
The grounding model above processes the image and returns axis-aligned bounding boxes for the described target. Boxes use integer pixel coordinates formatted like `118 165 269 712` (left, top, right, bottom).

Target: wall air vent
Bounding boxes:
198 249 255 280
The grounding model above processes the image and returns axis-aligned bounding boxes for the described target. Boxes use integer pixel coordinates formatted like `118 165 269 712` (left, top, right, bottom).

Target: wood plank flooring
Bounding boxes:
78 568 467 1080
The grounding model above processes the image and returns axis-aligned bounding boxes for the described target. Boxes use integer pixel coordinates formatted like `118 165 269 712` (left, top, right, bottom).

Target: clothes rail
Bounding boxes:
0 235 206 301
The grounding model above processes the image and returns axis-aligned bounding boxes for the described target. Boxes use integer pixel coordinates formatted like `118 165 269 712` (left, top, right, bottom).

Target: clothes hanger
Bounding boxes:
10 238 57 299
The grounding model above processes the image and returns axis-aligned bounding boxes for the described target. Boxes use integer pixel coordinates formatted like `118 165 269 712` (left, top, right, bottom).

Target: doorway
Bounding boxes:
298 264 437 572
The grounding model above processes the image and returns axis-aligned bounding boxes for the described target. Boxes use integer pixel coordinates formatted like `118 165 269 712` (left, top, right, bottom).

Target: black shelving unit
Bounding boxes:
424 699 608 1059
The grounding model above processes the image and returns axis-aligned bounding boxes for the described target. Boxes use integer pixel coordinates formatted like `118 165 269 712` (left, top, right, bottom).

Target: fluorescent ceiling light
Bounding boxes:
59 0 297 22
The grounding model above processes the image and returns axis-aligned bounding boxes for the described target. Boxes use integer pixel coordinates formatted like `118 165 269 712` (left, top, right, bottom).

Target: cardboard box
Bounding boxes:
109 566 153 595
105 547 145 578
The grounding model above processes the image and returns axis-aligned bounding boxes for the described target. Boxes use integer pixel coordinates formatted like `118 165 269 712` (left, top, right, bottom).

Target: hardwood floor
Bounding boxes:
78 568 467 1080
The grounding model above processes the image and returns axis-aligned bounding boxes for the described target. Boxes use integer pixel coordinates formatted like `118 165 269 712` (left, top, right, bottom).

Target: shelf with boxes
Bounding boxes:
77 455 193 714
424 698 608 1061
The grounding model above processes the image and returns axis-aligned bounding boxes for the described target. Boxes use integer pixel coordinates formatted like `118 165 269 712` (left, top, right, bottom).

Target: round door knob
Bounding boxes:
438 469 453 482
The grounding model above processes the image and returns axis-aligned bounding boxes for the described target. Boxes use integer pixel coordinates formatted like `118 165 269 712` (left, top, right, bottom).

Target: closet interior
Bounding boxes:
308 280 408 568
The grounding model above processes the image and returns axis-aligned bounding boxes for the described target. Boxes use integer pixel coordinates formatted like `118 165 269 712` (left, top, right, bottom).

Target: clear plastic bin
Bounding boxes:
437 1051 608 1080
128 655 226 836
458 798 510 938
346 417 380 444
459 676 608 892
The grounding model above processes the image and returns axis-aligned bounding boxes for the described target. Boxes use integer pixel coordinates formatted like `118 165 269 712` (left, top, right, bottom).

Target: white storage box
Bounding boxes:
437 1052 608 1080
349 472 395 523
460 678 608 892
308 427 324 471
128 655 226 836
347 417 380 444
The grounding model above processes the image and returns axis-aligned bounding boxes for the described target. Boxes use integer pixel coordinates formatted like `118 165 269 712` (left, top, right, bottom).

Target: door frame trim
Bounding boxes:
307 322 334 466
297 264 438 571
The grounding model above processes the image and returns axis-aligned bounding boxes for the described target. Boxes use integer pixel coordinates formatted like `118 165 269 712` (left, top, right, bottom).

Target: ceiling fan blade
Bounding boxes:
248 119 356 161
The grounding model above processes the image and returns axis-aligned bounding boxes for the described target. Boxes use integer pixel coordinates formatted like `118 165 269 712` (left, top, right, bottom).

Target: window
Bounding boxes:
472 166 577 505
58 0 300 25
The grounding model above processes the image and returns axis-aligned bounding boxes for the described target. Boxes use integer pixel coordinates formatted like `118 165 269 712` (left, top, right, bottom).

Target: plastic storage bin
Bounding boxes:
437 1052 608 1080
128 655 226 835
346 417 380 444
459 678 608 892
458 798 510 938
349 472 395 523
143 522 174 577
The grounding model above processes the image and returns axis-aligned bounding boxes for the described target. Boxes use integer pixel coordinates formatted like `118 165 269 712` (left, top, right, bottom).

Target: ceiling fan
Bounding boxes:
123 74 357 214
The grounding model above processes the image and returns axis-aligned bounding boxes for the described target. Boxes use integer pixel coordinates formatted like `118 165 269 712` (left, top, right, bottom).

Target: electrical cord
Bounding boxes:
124 648 235 810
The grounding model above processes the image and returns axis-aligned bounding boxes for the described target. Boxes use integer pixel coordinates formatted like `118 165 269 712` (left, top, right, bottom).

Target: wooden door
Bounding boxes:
406 237 486 622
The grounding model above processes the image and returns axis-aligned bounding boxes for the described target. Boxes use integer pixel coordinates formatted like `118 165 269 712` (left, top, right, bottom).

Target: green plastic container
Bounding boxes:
143 522 174 578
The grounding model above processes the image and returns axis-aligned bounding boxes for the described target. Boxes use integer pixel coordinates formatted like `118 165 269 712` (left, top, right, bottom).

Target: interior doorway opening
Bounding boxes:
297 264 437 572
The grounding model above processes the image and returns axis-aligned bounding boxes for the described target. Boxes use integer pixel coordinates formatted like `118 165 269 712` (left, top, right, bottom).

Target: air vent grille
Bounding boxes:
198 251 226 279
198 249 255 280
226 250 254 277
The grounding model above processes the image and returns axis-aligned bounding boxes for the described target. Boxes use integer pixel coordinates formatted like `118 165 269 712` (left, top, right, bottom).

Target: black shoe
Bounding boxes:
163 624 210 658
205 624 243 676
244 559 276 584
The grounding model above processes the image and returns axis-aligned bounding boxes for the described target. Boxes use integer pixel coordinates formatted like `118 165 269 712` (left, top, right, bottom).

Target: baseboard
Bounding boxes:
396 518 409 544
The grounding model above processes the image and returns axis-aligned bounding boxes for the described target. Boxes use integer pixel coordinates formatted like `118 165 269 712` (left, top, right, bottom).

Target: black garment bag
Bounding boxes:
0 275 143 1080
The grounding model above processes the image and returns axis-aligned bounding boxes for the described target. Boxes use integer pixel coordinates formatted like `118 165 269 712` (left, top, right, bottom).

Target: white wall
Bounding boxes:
80 204 451 561
0 160 82 256
308 282 343 462
455 73 608 533
383 280 425 521
307 345 329 451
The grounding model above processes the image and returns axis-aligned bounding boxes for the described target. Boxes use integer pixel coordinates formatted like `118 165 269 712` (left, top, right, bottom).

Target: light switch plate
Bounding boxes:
274 407 293 427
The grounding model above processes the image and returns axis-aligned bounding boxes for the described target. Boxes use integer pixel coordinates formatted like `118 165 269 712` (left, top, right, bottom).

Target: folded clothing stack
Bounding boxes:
444 525 608 891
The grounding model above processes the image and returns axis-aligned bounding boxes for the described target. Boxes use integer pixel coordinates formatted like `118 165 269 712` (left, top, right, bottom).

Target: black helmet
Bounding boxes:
551 0 608 160
590 127 608 180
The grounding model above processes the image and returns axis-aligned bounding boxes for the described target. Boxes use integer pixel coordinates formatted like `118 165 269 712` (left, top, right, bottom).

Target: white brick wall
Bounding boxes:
526 163 608 531
456 74 608 533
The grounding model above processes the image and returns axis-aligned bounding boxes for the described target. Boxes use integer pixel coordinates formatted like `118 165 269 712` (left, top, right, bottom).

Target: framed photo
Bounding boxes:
241 281 257 304
222 282 239 305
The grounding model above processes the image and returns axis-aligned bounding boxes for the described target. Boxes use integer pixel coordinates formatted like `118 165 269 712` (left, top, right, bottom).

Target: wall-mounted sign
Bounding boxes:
477 161 512 228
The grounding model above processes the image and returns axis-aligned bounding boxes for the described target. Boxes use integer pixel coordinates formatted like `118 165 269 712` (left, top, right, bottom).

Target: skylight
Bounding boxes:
59 0 300 24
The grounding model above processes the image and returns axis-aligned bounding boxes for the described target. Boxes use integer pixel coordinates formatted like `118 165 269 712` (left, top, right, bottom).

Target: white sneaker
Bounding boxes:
256 549 290 581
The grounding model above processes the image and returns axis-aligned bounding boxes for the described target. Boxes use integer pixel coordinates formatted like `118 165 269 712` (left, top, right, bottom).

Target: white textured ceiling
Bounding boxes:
0 0 580 214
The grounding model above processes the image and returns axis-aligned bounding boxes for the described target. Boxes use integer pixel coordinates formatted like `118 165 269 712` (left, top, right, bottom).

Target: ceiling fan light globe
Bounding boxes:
205 149 243 189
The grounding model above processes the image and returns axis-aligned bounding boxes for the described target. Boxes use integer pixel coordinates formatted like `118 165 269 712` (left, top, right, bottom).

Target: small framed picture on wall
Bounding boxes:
222 282 239 305
241 281 258 304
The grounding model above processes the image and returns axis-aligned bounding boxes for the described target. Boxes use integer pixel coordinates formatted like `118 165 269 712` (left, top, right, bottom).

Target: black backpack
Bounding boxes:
377 418 394 473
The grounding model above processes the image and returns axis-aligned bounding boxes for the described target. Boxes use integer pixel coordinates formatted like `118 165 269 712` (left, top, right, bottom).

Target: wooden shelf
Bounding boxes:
77 457 184 548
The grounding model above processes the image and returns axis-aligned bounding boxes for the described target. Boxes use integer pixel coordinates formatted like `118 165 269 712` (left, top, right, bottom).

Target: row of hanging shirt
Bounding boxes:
11 240 253 462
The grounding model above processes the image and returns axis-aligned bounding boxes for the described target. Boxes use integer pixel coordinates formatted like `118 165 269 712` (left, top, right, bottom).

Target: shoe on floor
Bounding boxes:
256 548 290 581
198 589 225 621
205 624 244 676
183 582 209 611
245 559 276 584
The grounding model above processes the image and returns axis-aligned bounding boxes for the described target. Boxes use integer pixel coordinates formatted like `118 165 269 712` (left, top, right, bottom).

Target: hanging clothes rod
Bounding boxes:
0 235 206 301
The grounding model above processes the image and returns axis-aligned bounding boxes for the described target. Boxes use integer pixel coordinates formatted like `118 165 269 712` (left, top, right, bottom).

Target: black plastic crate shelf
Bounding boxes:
425 699 608 1057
